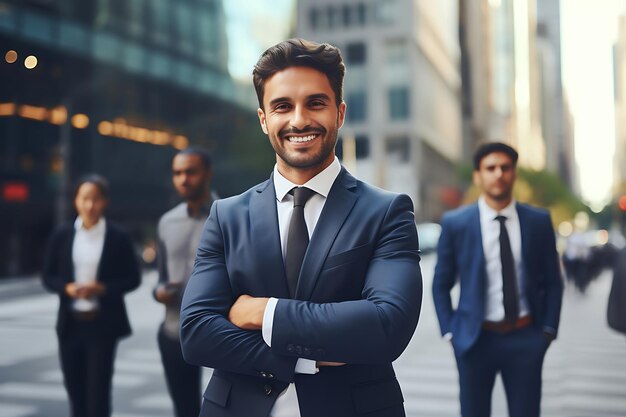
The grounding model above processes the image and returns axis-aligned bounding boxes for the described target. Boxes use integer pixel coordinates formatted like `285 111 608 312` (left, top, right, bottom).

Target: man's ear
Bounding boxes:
472 170 480 187
257 108 268 135
337 102 346 128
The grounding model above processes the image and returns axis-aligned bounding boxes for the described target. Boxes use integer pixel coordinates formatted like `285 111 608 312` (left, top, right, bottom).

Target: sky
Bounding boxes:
223 0 295 82
561 0 622 211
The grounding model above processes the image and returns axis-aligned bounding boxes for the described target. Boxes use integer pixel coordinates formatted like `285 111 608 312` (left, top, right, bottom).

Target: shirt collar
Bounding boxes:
478 196 517 222
74 216 106 232
185 197 214 219
273 157 341 202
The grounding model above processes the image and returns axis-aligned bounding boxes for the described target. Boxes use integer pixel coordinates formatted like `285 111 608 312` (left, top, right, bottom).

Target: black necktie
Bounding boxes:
285 187 315 298
495 215 519 323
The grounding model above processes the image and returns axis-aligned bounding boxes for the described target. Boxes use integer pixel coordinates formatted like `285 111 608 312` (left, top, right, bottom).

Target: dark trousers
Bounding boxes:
158 324 202 417
58 333 118 417
454 326 550 417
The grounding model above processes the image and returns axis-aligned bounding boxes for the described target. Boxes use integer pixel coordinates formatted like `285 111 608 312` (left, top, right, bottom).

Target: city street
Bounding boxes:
1 254 625 417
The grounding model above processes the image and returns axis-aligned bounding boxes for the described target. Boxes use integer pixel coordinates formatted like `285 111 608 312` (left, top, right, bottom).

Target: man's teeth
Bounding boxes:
288 134 316 143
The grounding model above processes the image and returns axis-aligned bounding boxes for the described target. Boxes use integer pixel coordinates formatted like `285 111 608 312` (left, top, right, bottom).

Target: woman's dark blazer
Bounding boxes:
42 221 141 339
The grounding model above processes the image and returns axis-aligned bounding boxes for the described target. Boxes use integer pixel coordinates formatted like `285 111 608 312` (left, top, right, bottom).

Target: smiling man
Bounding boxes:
432 142 563 417
179 39 422 417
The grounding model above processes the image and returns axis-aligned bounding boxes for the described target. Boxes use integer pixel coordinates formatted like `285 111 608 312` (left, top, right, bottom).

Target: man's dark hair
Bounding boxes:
252 38 345 109
176 147 212 169
73 173 110 200
473 142 519 170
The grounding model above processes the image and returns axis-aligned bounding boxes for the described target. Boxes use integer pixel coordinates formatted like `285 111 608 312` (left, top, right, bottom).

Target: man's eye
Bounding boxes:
274 103 290 111
310 100 326 107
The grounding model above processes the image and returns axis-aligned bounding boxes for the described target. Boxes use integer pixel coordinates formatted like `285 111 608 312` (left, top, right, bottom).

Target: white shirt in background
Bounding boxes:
72 216 106 312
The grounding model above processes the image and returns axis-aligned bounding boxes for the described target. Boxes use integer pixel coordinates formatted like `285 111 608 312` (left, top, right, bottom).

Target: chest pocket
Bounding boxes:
323 243 372 270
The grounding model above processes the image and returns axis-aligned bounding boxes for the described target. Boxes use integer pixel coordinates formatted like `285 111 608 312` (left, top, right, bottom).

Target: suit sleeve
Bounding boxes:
431 214 457 336
270 194 422 364
180 201 299 382
538 212 563 336
41 227 68 294
101 229 141 297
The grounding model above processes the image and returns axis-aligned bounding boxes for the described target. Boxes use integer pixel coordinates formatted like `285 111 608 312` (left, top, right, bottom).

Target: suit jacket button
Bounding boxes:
303 347 312 356
295 345 302 354
287 344 295 353
264 385 272 396
267 373 274 379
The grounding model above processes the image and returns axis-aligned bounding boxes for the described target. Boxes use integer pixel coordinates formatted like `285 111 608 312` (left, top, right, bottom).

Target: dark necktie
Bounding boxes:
285 187 315 298
495 215 519 323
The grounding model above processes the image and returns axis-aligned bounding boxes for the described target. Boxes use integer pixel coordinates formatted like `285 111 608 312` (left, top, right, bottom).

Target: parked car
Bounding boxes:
417 222 442 254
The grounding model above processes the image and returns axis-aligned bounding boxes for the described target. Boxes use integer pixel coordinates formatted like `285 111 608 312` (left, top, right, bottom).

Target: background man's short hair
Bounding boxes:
176 147 212 169
473 142 519 170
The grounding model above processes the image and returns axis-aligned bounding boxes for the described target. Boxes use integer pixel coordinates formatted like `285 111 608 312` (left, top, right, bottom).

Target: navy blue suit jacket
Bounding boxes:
42 221 141 340
180 168 422 417
432 202 563 355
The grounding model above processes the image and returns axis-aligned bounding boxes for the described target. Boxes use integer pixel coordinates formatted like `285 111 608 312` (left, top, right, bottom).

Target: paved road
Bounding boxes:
1 254 625 417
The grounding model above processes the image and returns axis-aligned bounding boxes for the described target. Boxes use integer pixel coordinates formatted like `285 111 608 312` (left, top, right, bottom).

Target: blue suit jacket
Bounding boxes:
180 168 422 417
432 202 563 355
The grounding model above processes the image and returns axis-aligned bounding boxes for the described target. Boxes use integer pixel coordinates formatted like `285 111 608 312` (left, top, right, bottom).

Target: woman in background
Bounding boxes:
42 174 140 417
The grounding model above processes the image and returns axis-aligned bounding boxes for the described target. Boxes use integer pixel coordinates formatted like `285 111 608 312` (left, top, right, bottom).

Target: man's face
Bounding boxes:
473 151 516 203
257 66 346 178
172 154 211 201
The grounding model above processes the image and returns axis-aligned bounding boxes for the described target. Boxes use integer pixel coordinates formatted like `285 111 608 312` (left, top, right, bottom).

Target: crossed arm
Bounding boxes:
180 195 422 382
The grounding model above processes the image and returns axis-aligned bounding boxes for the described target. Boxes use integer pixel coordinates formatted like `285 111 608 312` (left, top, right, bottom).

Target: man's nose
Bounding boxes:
290 106 311 130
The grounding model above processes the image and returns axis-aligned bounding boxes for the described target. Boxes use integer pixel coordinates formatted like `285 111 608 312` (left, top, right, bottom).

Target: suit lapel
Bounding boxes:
250 176 291 298
64 226 76 282
296 168 358 300
469 204 487 307
516 203 530 271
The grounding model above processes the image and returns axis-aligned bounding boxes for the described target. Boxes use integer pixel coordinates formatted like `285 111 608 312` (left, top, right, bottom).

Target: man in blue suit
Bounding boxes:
180 39 422 417
432 142 563 417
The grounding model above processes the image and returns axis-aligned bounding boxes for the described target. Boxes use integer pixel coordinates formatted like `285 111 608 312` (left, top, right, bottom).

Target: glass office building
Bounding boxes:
0 0 274 276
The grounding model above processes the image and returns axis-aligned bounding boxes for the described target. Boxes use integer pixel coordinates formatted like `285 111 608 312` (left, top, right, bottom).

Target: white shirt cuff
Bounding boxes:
443 332 453 342
295 358 319 374
262 297 279 347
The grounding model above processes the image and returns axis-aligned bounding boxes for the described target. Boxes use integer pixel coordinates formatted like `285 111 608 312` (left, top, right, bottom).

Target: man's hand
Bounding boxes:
155 282 182 304
65 281 105 298
317 361 346 367
228 294 269 330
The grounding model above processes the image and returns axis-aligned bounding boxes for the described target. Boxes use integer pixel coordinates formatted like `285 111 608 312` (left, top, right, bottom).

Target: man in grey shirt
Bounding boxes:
154 148 215 417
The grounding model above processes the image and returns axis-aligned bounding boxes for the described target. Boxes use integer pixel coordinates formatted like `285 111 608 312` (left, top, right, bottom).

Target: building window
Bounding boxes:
346 91 367 122
355 135 370 159
342 5 352 26
346 42 366 65
356 3 367 25
310 8 320 29
389 87 410 120
374 0 395 24
336 134 369 160
386 137 410 163
327 5 340 29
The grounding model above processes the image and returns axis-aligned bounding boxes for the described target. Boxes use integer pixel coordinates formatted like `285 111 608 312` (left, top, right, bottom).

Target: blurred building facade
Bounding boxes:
614 13 626 197
0 0 275 277
296 0 463 222
459 0 573 185
536 0 574 187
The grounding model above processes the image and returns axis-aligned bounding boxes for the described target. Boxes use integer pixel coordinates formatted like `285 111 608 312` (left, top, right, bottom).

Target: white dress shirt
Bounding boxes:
261 157 342 417
478 197 529 321
72 216 106 312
